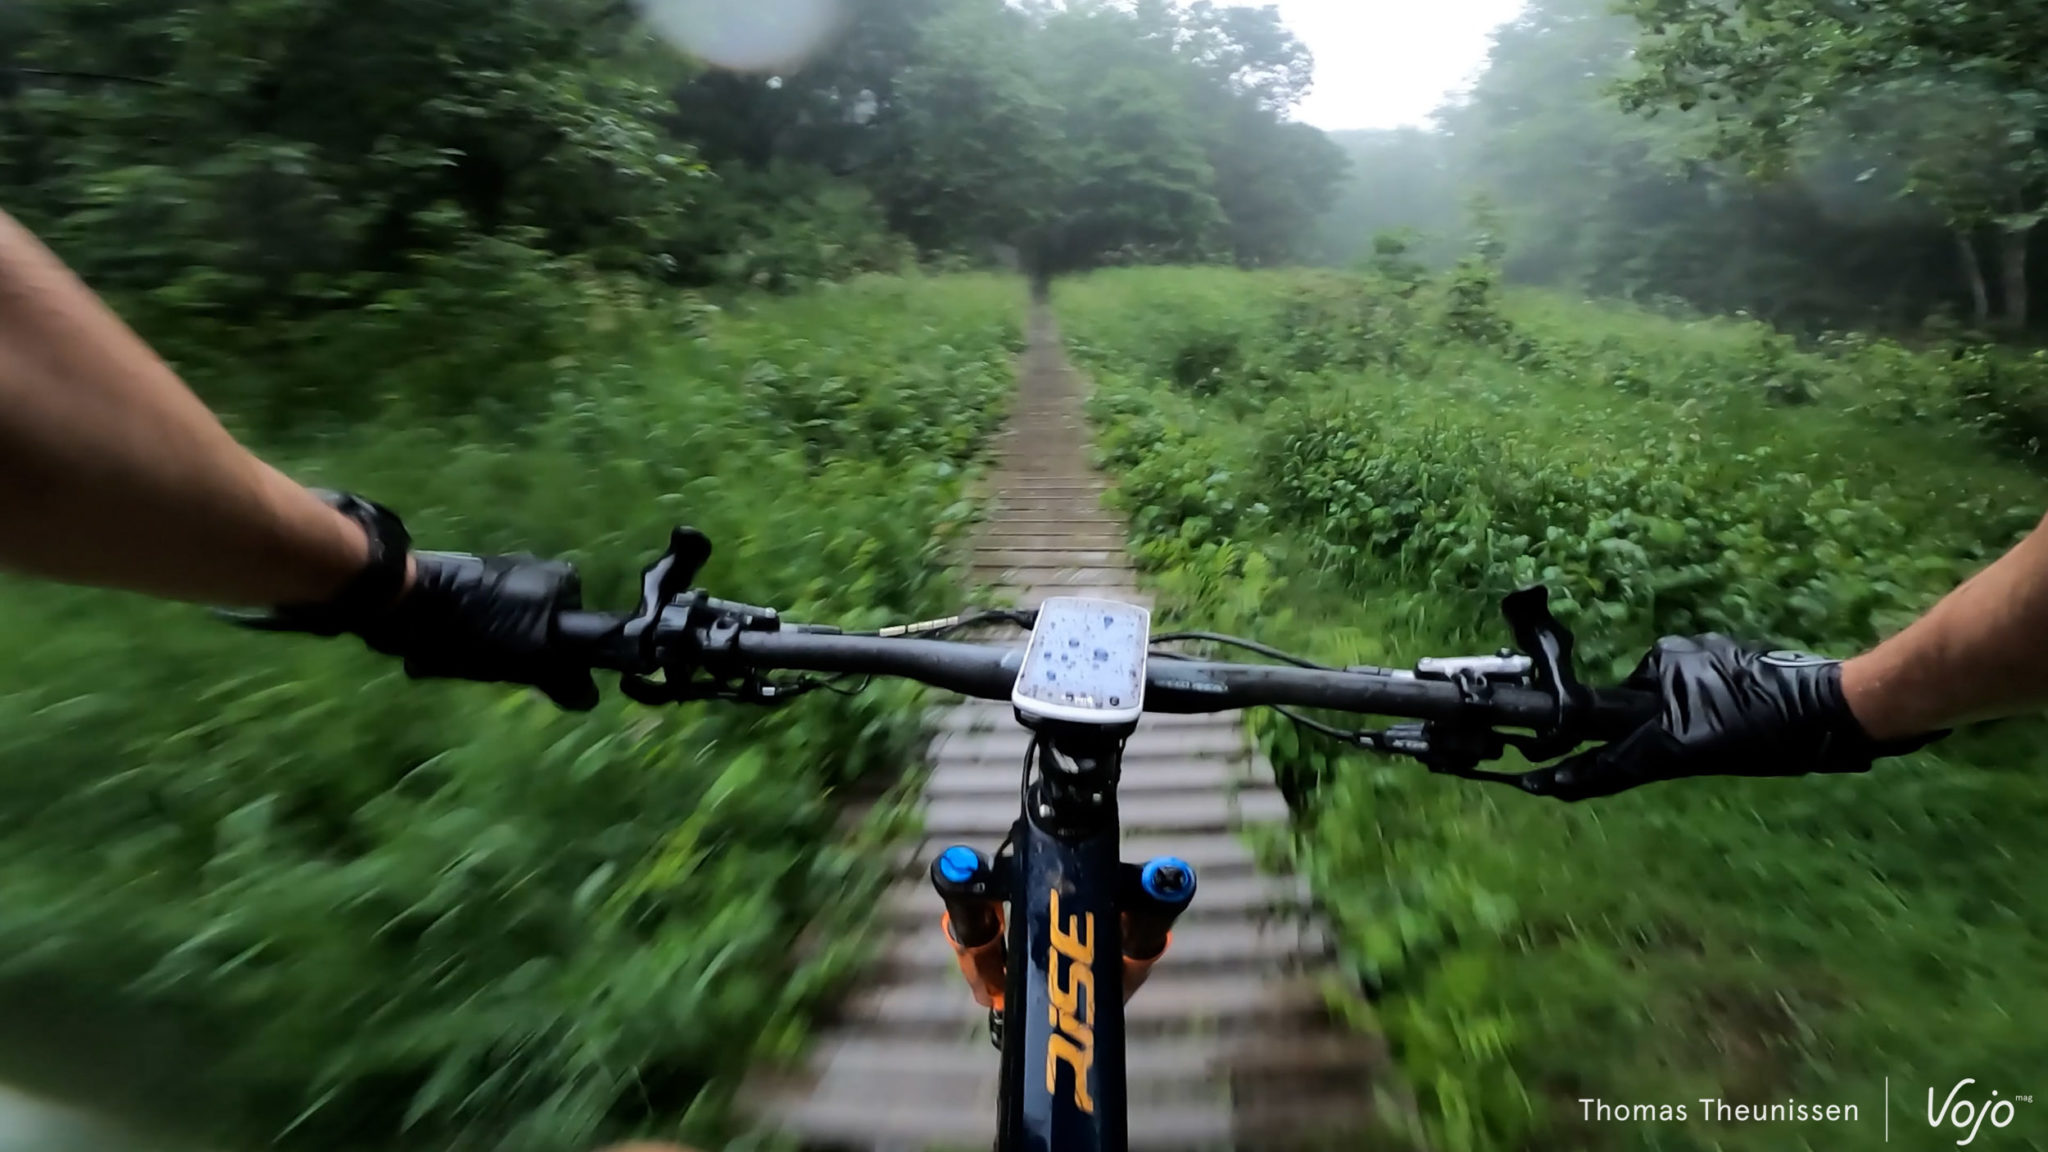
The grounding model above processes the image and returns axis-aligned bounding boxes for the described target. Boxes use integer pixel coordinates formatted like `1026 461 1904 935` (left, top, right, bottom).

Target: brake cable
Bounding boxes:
848 608 1039 639
1147 630 1338 670
1150 630 1556 776
1148 634 1399 749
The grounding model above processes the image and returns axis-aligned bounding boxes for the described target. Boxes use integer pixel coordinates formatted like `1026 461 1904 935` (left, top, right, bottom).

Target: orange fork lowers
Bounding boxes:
941 912 1172 1008
944 908 1009 1010
933 848 1197 1009
1118 925 1171 1000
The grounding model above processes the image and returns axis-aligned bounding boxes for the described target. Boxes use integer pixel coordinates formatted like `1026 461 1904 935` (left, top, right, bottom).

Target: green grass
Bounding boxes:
1055 264 2048 1152
0 272 1023 1152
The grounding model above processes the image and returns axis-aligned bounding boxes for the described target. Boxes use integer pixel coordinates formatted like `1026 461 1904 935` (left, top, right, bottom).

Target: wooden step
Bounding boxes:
935 703 1240 732
925 787 1286 832
1013 586 1149 609
899 830 1266 880
978 514 1125 528
990 484 1106 495
977 532 1128 551
934 725 1249 761
974 547 1127 567
767 1098 1239 1150
921 789 1290 836
840 972 1337 1037
978 566 1135 587
764 1031 1377 1111
926 759 1255 796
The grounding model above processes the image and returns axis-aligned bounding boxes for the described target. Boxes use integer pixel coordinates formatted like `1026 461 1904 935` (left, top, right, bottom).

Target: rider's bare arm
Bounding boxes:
1842 512 2048 739
0 208 388 606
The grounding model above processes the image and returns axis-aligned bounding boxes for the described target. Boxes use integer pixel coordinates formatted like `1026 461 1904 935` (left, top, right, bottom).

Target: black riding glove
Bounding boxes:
355 551 600 712
260 493 599 711
1516 634 1941 801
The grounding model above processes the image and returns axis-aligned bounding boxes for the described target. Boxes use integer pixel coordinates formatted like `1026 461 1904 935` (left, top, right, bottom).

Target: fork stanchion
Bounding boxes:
933 845 1007 1010
1121 856 1196 1001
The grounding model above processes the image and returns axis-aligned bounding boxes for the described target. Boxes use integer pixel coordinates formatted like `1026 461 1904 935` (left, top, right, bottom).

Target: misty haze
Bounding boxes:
0 0 2043 1150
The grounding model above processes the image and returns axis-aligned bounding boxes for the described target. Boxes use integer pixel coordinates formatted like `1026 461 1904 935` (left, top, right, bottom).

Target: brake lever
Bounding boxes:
622 527 712 668
616 527 793 706
1335 588 1598 777
1499 586 1594 760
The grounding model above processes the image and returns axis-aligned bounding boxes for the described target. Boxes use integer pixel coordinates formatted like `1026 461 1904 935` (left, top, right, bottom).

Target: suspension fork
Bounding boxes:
936 847 1199 1015
929 722 1200 1151
933 844 1008 1016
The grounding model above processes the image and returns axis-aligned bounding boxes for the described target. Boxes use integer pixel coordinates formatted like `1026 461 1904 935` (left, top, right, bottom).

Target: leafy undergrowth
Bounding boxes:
0 273 1021 1152
1057 265 2048 1152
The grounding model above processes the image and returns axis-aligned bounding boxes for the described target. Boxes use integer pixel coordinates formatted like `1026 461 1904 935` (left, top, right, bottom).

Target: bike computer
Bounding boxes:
1011 597 1150 725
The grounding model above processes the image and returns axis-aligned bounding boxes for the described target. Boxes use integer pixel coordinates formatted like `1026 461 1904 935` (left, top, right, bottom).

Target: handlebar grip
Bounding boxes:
1586 686 1660 739
552 610 635 669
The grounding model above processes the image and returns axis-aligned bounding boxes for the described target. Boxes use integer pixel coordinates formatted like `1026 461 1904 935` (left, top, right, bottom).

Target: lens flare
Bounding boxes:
639 0 845 72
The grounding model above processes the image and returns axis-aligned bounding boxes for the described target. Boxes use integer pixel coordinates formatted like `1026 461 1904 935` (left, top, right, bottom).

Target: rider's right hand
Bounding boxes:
1516 634 1943 801
352 551 601 711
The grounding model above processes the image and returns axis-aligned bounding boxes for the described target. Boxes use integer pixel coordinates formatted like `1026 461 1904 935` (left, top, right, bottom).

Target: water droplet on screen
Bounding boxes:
638 0 845 71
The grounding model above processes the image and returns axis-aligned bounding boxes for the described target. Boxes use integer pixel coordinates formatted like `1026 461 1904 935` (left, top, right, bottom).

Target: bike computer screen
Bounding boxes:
1012 597 1150 725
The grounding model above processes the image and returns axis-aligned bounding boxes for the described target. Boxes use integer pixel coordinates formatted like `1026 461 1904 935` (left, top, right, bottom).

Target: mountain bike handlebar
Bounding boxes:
523 527 1664 780
551 609 1656 738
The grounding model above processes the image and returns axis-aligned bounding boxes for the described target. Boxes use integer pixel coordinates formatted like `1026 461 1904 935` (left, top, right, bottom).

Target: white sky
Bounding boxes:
1267 0 1529 131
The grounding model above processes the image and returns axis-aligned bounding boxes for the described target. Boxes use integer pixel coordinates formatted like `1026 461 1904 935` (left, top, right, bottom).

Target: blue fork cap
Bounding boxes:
937 845 983 884
1141 856 1196 903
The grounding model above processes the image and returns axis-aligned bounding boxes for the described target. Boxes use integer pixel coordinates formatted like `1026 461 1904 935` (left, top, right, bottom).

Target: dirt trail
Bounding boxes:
749 304 1387 1149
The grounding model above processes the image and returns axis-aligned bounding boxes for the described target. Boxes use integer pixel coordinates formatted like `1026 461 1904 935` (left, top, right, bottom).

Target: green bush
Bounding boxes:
3 0 696 319
147 235 685 433
0 274 1021 1152
667 167 918 294
1254 393 2034 674
1057 265 2048 1152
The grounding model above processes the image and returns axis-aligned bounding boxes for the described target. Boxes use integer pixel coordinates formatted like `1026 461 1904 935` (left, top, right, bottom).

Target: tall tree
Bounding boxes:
1169 2 1345 266
3 0 696 311
1305 0 1961 328
863 0 1065 253
1620 0 2048 326
1023 2 1227 271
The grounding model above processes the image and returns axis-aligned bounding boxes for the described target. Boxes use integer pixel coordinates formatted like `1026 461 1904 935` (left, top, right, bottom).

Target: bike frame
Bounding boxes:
989 722 1143 1152
996 758 1127 1147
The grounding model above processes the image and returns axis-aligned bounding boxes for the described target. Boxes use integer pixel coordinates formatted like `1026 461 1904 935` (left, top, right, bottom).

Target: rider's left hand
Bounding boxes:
255 491 599 711
352 551 601 711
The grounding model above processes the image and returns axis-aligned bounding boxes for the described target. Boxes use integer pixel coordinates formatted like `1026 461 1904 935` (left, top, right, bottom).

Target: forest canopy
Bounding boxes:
1314 0 2048 335
0 0 1348 321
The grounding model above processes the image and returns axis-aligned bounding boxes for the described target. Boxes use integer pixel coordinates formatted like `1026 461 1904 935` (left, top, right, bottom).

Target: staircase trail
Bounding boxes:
750 304 1386 1149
